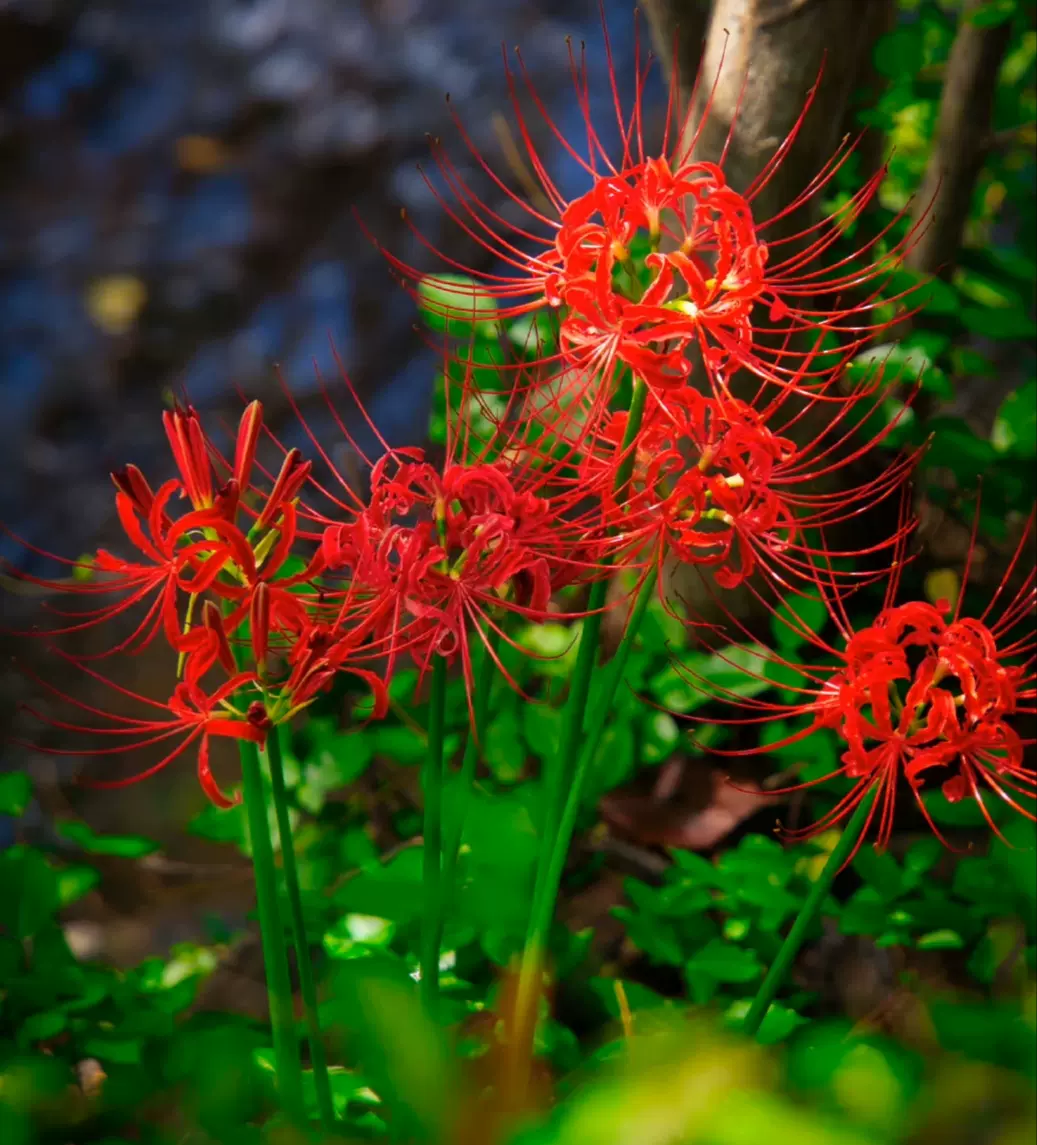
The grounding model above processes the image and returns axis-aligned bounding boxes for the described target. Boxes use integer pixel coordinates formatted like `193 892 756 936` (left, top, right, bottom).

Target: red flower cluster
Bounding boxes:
315 447 600 705
824 600 1033 828
677 513 1036 852
580 366 917 596
13 401 385 806
6 11 1030 858
378 21 921 418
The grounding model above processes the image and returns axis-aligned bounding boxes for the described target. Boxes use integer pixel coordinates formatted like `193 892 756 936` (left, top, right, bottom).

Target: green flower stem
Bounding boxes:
421 655 449 1015
536 377 650 869
238 740 305 1120
742 789 877 1038
507 379 650 1101
528 565 659 961
265 725 336 1132
440 625 503 909
507 568 657 1096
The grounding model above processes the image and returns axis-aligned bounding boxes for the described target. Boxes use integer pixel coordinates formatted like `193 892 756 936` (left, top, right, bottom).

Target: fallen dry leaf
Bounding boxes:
601 767 783 850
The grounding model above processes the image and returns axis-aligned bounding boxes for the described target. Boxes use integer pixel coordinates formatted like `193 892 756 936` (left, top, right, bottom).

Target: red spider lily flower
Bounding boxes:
233 345 616 701
269 620 390 723
317 449 600 713
671 509 1036 855
373 11 923 414
3 484 252 659
163 404 216 511
3 400 322 668
18 647 268 808
582 359 919 596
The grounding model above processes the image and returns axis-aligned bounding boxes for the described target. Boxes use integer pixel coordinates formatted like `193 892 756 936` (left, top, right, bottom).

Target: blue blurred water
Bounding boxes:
1 1 645 559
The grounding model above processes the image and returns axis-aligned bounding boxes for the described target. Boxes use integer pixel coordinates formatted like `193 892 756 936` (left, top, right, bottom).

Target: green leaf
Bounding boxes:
991 815 1037 910
336 848 425 926
726 999 807 1045
298 733 374 812
613 906 686 966
0 772 32 817
324 914 397 960
484 710 527 783
56 864 100 908
967 0 1017 28
916 929 964 951
930 1000 1036 1077
523 704 562 761
992 380 1037 457
885 267 959 315
506 311 558 357
874 26 926 79
771 595 829 650
324 961 457 1140
847 342 952 398
642 711 680 764
901 838 943 891
588 721 636 797
518 621 579 675
370 726 426 766
923 786 989 826
960 305 1037 340
188 802 246 845
0 849 59 938
921 418 997 485
839 887 891 937
699 643 772 702
587 977 670 1018
852 846 904 902
685 939 762 1004
80 1037 143 1065
417 274 498 336
55 820 159 858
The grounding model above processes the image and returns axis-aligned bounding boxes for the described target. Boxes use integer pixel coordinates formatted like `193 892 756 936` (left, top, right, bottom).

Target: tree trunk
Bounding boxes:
905 0 1013 279
638 0 710 80
684 0 894 232
629 0 898 631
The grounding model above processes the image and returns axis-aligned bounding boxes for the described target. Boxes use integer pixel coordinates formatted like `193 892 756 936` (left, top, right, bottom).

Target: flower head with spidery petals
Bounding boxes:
3 404 263 660
9 396 390 807
666 506 1036 858
372 7 927 427
239 346 614 722
317 447 605 718
577 349 921 600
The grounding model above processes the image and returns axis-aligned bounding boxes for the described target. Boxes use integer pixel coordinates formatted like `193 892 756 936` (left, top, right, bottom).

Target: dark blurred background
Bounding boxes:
0 0 644 569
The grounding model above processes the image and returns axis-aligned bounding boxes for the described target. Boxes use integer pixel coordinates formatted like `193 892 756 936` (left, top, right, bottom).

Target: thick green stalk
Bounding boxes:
505 567 657 1105
535 378 650 878
742 789 877 1038
440 625 503 908
239 740 305 1119
507 381 651 1103
420 655 449 1015
526 566 658 965
265 726 336 1131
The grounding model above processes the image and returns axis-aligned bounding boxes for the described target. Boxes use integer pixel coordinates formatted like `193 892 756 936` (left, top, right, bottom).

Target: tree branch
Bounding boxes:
905 0 1014 279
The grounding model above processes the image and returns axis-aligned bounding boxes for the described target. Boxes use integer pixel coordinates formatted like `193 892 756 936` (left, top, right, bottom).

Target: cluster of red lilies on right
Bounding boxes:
8 11 1035 856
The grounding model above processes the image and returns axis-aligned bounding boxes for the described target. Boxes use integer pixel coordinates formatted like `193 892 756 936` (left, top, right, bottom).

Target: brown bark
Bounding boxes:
638 0 710 78
684 0 894 232
905 0 1013 279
